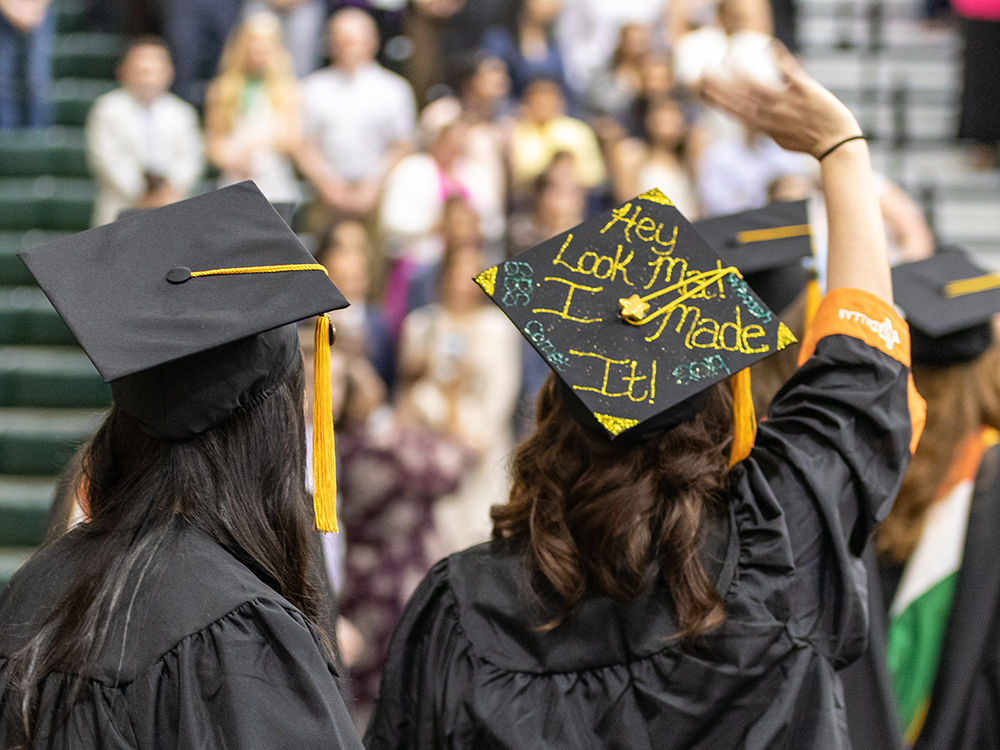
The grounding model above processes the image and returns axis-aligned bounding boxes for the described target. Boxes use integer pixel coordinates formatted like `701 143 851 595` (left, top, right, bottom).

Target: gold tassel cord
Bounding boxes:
943 272 1000 298
189 263 329 278
312 315 339 533
176 262 339 532
728 368 757 469
736 224 812 244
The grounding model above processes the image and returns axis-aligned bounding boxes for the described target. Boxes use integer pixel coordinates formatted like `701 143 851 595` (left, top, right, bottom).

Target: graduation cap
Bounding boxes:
475 188 797 465
892 248 1000 367
693 200 813 315
19 181 348 532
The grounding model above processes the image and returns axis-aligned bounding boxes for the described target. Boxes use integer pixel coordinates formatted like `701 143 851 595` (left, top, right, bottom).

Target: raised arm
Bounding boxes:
701 45 892 304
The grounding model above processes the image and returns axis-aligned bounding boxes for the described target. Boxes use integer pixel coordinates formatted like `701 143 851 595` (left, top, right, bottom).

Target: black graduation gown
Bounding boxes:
365 330 919 750
0 519 364 750
842 444 1000 750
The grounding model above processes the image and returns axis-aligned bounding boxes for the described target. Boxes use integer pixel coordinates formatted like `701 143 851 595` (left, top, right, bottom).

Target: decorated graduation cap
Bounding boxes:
892 248 1000 367
476 188 797 465
19 181 348 532
694 200 814 316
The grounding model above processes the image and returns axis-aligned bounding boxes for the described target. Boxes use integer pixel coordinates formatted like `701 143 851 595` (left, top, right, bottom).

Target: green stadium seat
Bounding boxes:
56 0 88 34
0 177 95 231
0 287 78 345
0 407 103 476
0 476 56 547
53 33 124 80
53 79 116 128
0 128 88 178
0 347 110 408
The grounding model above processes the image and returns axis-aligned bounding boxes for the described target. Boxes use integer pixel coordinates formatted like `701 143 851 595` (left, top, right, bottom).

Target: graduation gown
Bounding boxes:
842 444 1000 750
365 294 924 750
0 519 364 750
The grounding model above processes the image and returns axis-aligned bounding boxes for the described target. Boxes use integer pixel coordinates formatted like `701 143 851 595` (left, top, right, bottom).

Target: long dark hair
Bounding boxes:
3 359 331 746
492 373 732 640
877 344 1000 564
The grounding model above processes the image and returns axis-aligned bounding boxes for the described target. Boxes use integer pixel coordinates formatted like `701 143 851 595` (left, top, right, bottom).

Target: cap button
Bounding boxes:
166 266 192 284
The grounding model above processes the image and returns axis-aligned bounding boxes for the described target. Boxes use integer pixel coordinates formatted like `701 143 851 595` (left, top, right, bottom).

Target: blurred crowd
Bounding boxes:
2 0 988 730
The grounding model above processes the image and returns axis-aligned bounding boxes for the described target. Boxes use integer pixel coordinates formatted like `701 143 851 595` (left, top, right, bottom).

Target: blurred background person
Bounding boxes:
164 0 240 106
455 53 513 218
554 0 665 96
508 150 585 256
509 76 605 200
86 36 203 226
0 0 53 128
955 0 1000 170
396 239 521 555
696 124 808 216
333 348 467 731
241 0 327 78
611 94 701 218
379 97 504 332
482 0 567 102
317 219 396 388
205 13 302 204
298 7 416 227
584 22 652 147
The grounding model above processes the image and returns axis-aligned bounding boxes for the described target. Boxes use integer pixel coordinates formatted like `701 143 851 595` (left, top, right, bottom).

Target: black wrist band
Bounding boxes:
818 135 866 161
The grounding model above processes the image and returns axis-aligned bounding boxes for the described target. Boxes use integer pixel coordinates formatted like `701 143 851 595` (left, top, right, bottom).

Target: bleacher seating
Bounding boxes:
0 0 116 589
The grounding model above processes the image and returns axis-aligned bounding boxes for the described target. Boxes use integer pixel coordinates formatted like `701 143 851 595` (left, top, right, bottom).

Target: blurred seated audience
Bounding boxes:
611 95 701 218
86 37 203 226
206 13 302 203
397 240 521 555
696 126 807 216
332 347 467 730
317 219 397 388
0 0 53 128
379 98 504 331
298 8 416 224
241 0 327 78
509 77 605 195
482 0 567 101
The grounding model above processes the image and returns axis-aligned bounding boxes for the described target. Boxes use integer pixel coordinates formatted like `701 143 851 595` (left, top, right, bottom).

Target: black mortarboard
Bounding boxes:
271 202 297 228
694 200 812 314
19 181 348 530
892 248 1000 367
475 188 797 454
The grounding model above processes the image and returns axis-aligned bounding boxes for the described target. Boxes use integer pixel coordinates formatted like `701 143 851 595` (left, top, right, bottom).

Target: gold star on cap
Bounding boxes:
619 293 650 323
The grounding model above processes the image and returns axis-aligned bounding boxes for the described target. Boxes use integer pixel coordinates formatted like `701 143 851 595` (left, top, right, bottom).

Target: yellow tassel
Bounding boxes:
804 275 822 331
312 314 339 532
728 368 757 469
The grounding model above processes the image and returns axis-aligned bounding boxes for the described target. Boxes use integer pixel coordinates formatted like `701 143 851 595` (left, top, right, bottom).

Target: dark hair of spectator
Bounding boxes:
492 373 733 639
877 343 1000 564
3 361 332 747
118 35 171 67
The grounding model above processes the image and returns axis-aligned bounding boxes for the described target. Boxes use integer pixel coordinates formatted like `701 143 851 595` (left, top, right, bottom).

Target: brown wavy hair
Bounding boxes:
877 343 1000 564
492 373 733 640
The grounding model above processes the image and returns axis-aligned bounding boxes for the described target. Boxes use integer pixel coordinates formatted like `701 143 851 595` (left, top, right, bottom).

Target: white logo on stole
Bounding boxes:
838 309 901 350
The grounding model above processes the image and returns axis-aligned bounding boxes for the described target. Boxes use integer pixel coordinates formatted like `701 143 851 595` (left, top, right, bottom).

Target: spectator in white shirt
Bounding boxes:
85 37 204 226
297 7 416 222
